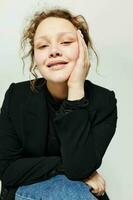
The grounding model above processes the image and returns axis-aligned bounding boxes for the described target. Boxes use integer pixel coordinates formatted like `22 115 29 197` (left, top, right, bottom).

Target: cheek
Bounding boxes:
34 51 47 65
66 44 79 61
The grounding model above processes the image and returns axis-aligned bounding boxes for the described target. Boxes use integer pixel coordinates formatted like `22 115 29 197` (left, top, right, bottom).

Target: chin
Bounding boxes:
46 75 69 83
41 69 72 83
38 63 75 83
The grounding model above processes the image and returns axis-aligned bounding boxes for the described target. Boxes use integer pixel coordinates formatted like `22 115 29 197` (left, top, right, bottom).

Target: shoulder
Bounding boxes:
6 78 44 96
85 79 115 96
2 78 44 107
85 80 117 112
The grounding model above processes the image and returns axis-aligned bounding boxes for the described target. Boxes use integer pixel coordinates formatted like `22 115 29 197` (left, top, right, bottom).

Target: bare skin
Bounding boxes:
84 171 106 196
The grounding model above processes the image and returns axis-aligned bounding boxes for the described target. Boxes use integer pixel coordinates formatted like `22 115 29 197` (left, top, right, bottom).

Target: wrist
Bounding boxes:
68 82 84 89
68 87 84 101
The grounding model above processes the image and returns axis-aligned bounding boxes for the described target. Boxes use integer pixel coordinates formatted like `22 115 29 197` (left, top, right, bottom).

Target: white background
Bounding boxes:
0 0 133 199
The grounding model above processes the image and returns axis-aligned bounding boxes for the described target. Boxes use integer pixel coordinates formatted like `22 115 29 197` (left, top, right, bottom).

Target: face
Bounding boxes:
34 17 79 83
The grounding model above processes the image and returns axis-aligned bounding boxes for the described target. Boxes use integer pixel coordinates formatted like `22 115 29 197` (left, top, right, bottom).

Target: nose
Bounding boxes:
49 46 62 58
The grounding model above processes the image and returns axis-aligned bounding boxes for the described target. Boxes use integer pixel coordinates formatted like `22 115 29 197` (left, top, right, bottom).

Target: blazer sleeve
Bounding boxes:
54 90 118 180
0 84 61 188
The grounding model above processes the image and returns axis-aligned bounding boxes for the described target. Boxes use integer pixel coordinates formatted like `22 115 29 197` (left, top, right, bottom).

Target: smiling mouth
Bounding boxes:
50 64 67 70
47 63 68 70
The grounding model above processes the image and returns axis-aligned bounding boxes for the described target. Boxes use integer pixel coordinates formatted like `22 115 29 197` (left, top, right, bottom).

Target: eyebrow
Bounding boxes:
34 32 75 42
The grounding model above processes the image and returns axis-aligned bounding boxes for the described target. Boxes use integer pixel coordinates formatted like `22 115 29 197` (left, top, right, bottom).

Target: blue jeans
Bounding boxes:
15 175 98 200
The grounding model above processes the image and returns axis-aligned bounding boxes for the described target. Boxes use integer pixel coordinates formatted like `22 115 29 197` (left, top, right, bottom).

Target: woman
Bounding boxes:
0 8 117 200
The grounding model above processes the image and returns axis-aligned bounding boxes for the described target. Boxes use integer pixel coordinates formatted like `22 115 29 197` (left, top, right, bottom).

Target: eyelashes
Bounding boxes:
62 41 72 44
38 41 73 49
38 45 48 49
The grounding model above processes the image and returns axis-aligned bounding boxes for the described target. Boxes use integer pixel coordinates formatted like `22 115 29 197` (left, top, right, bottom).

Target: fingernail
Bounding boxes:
78 30 83 38
78 29 81 33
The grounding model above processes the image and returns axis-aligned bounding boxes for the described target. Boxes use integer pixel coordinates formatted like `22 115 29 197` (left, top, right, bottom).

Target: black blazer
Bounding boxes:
0 78 117 200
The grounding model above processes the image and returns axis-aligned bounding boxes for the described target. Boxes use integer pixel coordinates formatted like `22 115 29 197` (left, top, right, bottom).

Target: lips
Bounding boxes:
47 60 68 68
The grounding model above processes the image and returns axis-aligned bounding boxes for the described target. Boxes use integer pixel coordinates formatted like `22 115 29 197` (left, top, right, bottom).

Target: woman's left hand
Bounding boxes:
83 171 106 197
67 30 90 89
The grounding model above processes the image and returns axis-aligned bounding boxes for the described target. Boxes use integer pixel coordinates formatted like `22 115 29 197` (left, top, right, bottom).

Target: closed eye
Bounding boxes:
39 45 48 49
36 44 49 49
37 41 72 49
62 41 72 44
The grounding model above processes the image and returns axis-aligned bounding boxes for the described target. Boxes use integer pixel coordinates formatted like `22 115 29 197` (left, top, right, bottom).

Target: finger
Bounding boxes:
92 189 104 197
78 31 88 65
85 179 101 194
78 31 90 75
77 30 85 67
90 183 100 194
91 182 104 195
85 181 98 193
95 183 105 196
98 176 106 190
77 30 90 76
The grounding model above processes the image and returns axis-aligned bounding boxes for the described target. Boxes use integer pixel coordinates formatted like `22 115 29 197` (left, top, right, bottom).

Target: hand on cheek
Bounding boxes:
67 29 90 88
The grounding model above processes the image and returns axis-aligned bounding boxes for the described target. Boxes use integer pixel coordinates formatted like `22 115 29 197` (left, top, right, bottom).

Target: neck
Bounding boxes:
46 81 68 102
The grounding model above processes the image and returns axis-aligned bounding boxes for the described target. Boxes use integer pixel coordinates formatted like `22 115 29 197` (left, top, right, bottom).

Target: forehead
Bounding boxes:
34 17 77 39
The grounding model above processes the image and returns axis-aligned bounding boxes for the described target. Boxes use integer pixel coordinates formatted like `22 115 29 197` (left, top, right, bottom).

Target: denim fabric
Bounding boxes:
15 175 98 200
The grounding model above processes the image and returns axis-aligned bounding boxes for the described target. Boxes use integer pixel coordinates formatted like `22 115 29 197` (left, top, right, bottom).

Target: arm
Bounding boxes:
0 84 61 188
53 30 117 180
54 90 117 180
